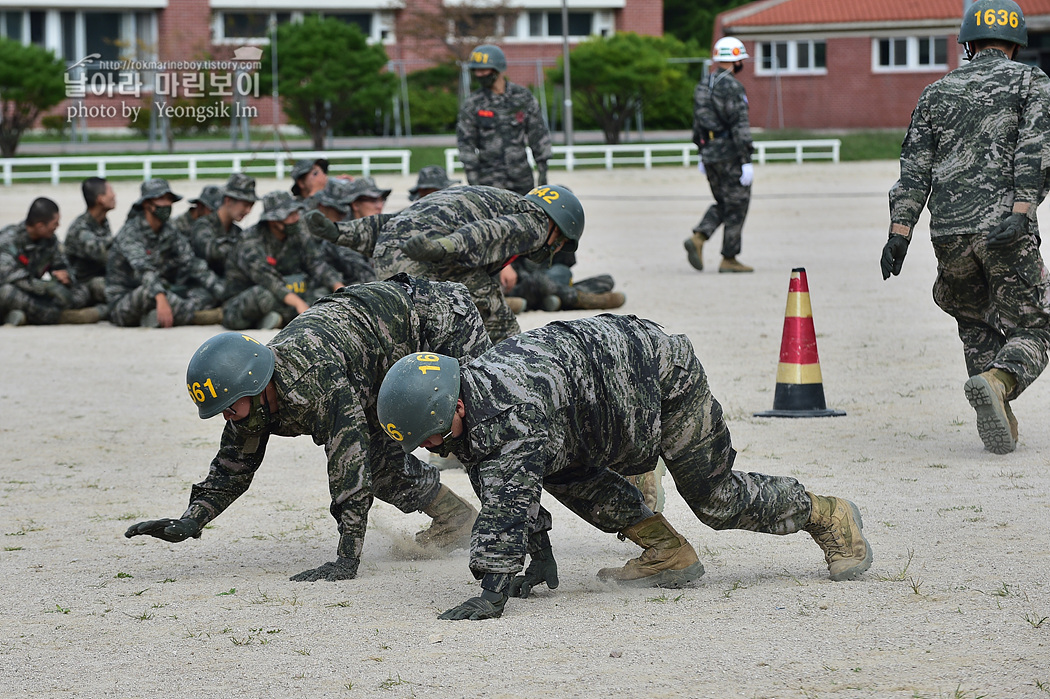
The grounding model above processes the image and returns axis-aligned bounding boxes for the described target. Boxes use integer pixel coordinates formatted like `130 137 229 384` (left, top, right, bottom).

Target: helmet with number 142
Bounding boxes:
958 0 1027 52
377 353 461 452
524 184 585 252
186 332 275 419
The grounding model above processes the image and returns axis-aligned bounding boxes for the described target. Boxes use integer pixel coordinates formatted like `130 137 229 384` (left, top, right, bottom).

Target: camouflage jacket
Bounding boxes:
191 211 241 275
453 314 696 575
224 221 327 300
0 222 71 293
63 211 113 282
170 210 196 238
693 68 753 164
320 240 376 287
105 211 223 303
890 49 1050 238
456 82 552 190
182 276 492 561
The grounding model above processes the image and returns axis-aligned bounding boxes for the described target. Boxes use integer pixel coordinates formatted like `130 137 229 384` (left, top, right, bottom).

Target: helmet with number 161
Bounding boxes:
713 36 749 62
958 0 1027 48
524 184 585 252
186 332 275 419
466 44 507 73
377 353 461 453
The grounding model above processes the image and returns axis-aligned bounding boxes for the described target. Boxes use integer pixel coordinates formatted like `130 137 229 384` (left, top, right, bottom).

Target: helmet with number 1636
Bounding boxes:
958 0 1027 48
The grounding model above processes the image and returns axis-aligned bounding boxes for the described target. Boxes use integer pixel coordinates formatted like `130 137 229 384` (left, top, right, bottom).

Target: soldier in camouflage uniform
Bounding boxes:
222 191 329 331
0 198 100 325
171 185 222 239
305 184 585 343
314 178 377 288
106 179 225 328
685 36 755 274
63 177 116 311
125 275 490 582
291 157 329 211
456 44 552 196
191 173 257 277
379 315 872 620
883 0 1050 456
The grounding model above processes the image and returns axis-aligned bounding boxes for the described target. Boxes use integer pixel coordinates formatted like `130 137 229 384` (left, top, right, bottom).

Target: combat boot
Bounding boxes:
416 484 478 550
963 369 1017 454
596 513 704 588
804 492 872 581
573 291 626 310
505 296 527 314
718 257 754 273
192 307 223 325
684 233 706 271
58 306 101 324
258 311 283 330
541 295 562 312
4 309 27 326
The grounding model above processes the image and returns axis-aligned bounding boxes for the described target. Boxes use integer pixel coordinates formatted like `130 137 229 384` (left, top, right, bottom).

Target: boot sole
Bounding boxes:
683 238 704 271
964 375 1015 455
603 561 706 589
828 500 873 582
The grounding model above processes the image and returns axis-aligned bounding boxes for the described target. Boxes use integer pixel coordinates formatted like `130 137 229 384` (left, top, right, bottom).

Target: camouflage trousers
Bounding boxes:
511 266 615 311
83 276 108 305
109 286 211 327
326 243 377 286
0 282 90 324
694 159 751 258
222 286 302 330
471 169 534 196
932 232 1050 398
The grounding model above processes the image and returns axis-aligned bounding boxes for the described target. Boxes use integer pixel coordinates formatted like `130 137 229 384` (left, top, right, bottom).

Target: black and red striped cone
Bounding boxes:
754 268 845 418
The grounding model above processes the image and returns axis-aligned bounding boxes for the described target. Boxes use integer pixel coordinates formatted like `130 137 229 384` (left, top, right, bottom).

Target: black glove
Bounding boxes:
437 588 507 621
536 164 548 187
880 234 910 280
46 280 75 307
289 556 359 582
124 517 202 543
987 212 1029 248
402 234 453 262
304 209 339 243
509 532 559 598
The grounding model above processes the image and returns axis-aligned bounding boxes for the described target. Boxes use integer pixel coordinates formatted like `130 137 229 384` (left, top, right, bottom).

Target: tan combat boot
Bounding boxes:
597 513 704 588
58 307 101 324
192 307 224 325
4 309 27 326
963 369 1017 454
684 233 705 271
804 493 872 581
505 296 527 314
416 485 478 550
718 257 754 273
574 291 626 310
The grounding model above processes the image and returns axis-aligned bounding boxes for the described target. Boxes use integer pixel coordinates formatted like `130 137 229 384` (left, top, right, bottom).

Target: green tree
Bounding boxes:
548 33 694 144
664 0 752 48
260 15 396 148
0 38 67 157
404 63 460 135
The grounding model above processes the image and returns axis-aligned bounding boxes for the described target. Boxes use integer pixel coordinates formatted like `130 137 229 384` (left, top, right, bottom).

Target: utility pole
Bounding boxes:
560 0 574 146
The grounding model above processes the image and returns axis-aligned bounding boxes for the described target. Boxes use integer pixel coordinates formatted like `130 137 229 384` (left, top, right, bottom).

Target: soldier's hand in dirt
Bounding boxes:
508 546 559 598
304 209 339 242
438 589 507 621
402 234 455 262
125 518 201 543
289 556 359 582
987 212 1028 248
880 234 910 280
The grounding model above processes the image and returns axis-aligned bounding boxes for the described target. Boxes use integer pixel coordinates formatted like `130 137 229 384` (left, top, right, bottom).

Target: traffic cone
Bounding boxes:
754 268 845 418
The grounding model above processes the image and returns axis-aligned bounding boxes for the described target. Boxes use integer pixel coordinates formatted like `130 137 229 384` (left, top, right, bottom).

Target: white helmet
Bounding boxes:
713 37 749 62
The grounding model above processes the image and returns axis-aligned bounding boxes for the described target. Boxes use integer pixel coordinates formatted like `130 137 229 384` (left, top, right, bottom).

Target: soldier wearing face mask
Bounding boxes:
105 179 225 327
221 191 329 331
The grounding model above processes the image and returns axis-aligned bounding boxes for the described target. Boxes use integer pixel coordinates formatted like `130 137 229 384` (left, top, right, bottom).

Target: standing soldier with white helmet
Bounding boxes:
882 0 1050 455
686 36 755 274
456 44 552 196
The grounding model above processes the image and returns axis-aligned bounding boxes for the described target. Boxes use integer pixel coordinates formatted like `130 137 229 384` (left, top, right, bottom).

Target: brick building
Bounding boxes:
713 0 1050 130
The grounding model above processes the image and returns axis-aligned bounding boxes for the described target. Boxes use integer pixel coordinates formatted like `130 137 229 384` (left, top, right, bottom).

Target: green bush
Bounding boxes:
405 63 460 135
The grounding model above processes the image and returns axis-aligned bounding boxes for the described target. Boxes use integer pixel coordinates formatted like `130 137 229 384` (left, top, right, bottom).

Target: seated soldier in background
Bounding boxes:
222 191 328 331
1 197 101 325
314 178 376 288
172 185 223 238
345 176 390 220
63 177 116 316
409 166 460 202
501 250 625 313
290 157 329 210
191 173 257 277
106 179 225 328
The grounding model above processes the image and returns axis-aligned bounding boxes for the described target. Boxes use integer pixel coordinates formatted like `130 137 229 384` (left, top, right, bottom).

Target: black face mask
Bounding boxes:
527 241 560 266
733 62 744 74
151 205 173 223
477 73 498 89
426 431 466 459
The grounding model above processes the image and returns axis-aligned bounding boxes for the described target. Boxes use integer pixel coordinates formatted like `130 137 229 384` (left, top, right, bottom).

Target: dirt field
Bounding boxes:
1 161 1048 698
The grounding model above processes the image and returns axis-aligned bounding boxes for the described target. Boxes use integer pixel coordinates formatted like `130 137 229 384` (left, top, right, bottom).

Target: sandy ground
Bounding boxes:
1 162 1048 699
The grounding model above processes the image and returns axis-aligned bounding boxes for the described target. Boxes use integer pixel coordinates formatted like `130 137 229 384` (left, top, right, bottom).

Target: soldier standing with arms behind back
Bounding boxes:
456 44 552 195
686 36 755 274
882 0 1050 455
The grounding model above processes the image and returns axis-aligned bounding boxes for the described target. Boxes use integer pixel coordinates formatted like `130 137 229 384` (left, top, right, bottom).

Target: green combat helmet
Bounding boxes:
186 332 275 418
467 44 507 73
524 184 585 252
377 352 461 452
959 0 1027 58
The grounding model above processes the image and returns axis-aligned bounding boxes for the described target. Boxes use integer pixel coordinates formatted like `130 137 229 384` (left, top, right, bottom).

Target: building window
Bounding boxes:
1 10 47 46
324 13 372 37
874 36 948 71
756 40 826 75
527 11 592 37
216 11 291 44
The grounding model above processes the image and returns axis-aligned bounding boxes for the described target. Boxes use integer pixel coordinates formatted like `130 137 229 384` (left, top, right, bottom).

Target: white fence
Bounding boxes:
445 139 841 173
0 149 412 186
